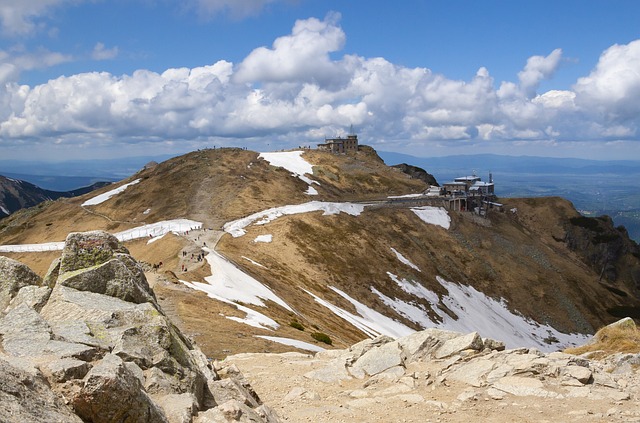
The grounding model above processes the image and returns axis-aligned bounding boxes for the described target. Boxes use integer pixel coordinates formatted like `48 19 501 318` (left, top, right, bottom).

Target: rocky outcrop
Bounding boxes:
0 231 278 423
0 256 43 310
225 324 640 422
564 215 640 299
391 163 439 187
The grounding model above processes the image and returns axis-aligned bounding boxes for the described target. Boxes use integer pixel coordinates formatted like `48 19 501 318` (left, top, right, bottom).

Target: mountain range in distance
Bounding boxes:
1 150 639 242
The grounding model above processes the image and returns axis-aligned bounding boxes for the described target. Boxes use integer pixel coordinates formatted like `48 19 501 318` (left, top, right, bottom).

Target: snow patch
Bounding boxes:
0 206 9 215
387 193 424 199
182 280 279 330
82 179 141 206
254 234 273 243
242 256 267 268
372 273 590 352
259 151 320 194
390 248 421 272
0 218 202 252
143 208 151 215
371 287 436 329
256 336 326 352
304 286 414 339
224 201 368 237
259 151 313 179
186 247 293 312
410 206 450 229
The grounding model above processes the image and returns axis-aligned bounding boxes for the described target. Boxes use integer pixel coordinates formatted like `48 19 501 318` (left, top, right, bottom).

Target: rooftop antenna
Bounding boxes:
349 124 355 136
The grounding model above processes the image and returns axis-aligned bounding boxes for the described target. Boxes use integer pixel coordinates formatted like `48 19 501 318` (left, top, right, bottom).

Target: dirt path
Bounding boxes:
223 352 640 423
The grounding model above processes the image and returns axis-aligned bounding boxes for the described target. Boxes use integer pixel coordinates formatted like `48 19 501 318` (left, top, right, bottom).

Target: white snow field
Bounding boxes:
259 151 320 194
81 179 141 206
223 201 368 237
304 287 415 339
182 247 295 330
371 272 590 352
410 206 451 229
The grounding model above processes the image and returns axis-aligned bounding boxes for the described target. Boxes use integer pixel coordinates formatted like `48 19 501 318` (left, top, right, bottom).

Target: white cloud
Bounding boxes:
0 0 73 36
0 14 638 159
574 40 640 124
91 42 118 61
234 12 347 86
518 48 563 98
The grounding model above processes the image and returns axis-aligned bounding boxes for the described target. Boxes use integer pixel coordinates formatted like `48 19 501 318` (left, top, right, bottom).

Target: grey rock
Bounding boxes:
0 358 82 423
58 255 156 305
0 256 42 311
59 230 128 274
42 357 90 383
157 393 198 423
144 366 175 395
195 399 267 423
447 358 496 387
562 365 593 384
434 332 484 359
347 335 394 364
72 353 169 423
209 378 261 408
43 257 61 289
482 337 506 351
303 357 351 383
349 341 405 378
492 376 557 398
6 285 51 312
396 331 441 362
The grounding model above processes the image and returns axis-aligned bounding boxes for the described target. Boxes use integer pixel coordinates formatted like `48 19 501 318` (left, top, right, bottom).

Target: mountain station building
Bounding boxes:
317 134 359 153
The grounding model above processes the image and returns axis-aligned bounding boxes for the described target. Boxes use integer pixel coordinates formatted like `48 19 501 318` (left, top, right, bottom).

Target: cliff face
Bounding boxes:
391 163 439 187
564 214 640 316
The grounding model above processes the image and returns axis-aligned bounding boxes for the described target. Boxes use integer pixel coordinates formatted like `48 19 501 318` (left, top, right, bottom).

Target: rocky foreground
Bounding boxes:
1 230 640 422
0 231 278 423
224 327 640 422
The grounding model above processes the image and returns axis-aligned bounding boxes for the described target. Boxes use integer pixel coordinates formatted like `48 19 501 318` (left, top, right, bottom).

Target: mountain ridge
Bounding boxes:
0 146 639 360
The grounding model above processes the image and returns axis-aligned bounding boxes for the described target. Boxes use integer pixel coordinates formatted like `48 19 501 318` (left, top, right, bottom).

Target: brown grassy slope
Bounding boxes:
0 147 426 246
3 147 640 358
218 197 640 344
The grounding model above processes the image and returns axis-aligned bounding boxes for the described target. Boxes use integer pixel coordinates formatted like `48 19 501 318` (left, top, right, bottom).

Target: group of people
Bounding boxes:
180 249 206 272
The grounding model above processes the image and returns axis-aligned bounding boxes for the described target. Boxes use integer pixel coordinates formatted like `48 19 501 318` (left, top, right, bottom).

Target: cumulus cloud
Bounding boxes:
574 40 640 124
234 12 347 86
0 14 638 158
518 48 563 98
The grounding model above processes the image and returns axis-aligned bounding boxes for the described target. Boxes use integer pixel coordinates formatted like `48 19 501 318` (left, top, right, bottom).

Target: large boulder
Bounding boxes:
55 231 157 305
59 230 129 273
0 256 43 311
0 358 83 423
72 353 169 423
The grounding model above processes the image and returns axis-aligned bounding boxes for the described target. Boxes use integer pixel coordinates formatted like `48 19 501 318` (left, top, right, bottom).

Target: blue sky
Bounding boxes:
1 0 639 161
